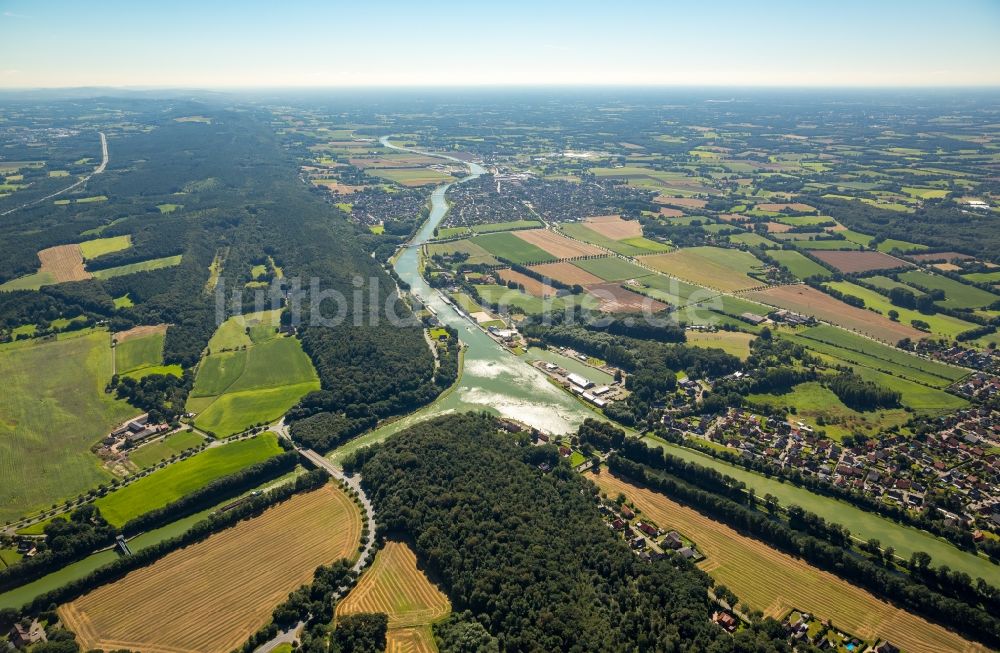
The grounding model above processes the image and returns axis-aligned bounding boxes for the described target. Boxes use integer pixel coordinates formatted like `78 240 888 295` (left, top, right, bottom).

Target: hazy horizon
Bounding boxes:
1 0 999 89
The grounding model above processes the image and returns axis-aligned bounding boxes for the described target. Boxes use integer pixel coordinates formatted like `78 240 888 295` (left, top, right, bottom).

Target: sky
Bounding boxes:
1 0 999 88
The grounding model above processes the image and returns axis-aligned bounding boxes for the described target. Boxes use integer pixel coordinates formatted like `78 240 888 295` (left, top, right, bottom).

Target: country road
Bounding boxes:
255 421 378 653
1 132 108 217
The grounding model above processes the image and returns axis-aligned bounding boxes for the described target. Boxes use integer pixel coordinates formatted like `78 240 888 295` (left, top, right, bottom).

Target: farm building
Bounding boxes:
567 373 593 389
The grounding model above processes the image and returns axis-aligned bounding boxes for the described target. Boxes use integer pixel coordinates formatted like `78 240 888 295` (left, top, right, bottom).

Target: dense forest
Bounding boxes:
347 413 797 652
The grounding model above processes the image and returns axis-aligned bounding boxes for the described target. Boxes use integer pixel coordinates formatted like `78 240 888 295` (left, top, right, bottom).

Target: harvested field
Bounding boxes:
113 324 167 344
313 180 366 194
583 215 642 239
386 626 436 653
496 269 559 298
658 207 684 218
764 221 792 233
588 470 988 653
588 282 667 313
638 247 765 292
513 229 604 258
655 196 707 209
717 213 749 223
756 202 816 212
38 244 89 282
747 285 924 343
810 250 910 274
527 261 604 286
337 541 450 628
60 485 362 653
908 251 973 263
933 263 962 272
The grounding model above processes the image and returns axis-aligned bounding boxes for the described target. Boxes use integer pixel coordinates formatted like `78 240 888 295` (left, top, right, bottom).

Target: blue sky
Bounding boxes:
1 0 998 87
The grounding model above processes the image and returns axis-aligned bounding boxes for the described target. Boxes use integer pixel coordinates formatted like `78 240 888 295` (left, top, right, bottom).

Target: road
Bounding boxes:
254 421 378 653
1 132 108 217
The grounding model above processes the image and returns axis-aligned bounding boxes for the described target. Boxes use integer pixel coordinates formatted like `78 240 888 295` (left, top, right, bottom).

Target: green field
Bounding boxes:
558 223 669 256
638 246 765 292
0 330 136 523
865 275 924 297
729 232 778 249
898 270 1000 309
92 255 182 280
425 239 500 266
157 203 183 213
470 232 556 264
470 219 543 233
876 238 928 254
634 273 709 306
785 325 967 388
685 331 755 360
823 280 977 338
366 167 455 186
793 239 862 251
79 235 132 260
474 285 599 314
93 433 282 526
571 257 652 282
113 294 134 309
115 331 166 376
643 435 999 585
962 270 1000 284
748 381 910 440
128 431 206 468
189 312 319 436
769 250 832 279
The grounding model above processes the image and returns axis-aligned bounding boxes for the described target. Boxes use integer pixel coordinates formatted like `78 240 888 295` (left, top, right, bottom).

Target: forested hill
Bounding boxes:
348 413 793 652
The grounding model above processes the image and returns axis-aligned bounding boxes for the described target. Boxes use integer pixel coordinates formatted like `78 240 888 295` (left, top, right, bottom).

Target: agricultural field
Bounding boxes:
633 273 712 307
962 270 1000 284
425 239 499 266
643 435 998 584
512 228 605 258
336 541 450 653
496 268 559 298
527 261 605 286
897 270 1000 309
91 255 183 280
747 285 924 344
93 433 283 526
474 284 598 314
876 238 928 254
188 315 319 436
557 222 661 256
729 232 778 249
78 235 132 260
588 469 990 653
638 246 766 292
571 256 652 282
470 219 542 234
61 484 362 653
784 325 967 389
0 244 88 291
768 250 832 280
470 232 556 264
809 250 908 274
113 325 181 379
587 282 667 313
367 167 455 186
685 330 755 360
0 330 136 524
823 280 978 339
582 214 642 239
127 430 206 469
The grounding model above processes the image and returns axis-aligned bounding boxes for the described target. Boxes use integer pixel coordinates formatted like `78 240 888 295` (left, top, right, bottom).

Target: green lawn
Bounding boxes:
685 331 755 359
93 434 282 526
897 270 1000 309
0 330 136 523
571 257 652 282
189 312 319 437
823 280 977 339
128 431 206 468
769 250 832 279
92 255 182 279
643 435 1000 585
78 235 132 260
470 232 556 264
